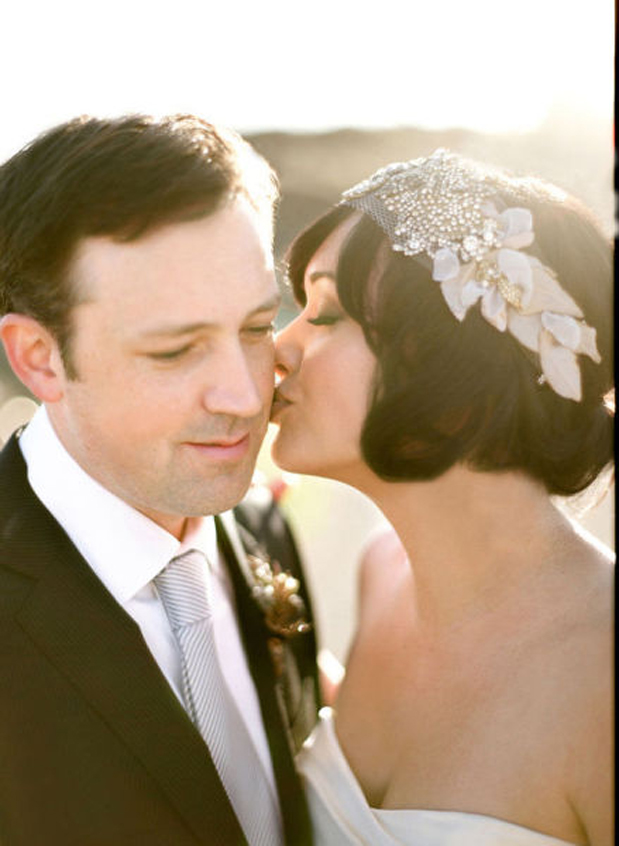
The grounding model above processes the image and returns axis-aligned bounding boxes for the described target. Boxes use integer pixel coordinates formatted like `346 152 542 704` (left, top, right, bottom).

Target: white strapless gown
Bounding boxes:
296 709 577 846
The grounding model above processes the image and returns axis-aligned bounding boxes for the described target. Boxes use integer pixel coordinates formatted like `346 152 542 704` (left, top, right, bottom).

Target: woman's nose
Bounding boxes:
274 317 303 379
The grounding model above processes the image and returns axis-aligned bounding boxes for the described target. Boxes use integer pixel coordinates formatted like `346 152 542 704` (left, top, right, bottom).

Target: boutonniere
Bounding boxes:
248 554 312 638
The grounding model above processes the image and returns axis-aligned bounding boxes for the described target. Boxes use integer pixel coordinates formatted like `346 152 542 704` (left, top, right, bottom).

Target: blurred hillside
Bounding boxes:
247 116 614 255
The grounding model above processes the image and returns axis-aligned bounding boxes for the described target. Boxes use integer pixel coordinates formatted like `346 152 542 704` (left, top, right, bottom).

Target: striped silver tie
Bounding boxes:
155 550 283 846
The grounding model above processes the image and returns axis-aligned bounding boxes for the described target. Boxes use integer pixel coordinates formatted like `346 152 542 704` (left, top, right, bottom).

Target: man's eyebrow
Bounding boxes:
139 322 215 338
139 294 282 338
308 271 336 284
250 292 282 314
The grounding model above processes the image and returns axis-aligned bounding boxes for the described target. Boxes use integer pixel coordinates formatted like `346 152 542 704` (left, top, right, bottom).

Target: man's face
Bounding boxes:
48 198 279 537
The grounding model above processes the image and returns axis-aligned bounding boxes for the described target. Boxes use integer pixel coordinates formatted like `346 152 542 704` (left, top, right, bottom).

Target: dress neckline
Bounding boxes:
313 707 579 846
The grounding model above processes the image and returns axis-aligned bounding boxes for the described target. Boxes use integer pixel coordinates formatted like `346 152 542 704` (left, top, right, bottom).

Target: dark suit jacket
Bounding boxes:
0 433 319 845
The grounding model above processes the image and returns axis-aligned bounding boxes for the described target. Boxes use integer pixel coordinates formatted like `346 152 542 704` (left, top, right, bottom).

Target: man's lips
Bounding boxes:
182 434 251 460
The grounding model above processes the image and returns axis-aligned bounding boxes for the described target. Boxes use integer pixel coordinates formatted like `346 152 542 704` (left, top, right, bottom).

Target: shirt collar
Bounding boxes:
19 405 218 605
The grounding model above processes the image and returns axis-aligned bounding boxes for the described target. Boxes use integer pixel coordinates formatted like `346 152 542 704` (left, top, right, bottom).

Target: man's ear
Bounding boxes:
0 314 66 402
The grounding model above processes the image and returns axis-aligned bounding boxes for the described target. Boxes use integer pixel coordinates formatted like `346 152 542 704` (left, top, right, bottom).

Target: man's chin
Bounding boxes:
188 470 256 517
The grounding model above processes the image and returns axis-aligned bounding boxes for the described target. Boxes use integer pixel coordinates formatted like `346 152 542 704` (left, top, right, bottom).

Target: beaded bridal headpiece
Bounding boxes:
341 149 600 401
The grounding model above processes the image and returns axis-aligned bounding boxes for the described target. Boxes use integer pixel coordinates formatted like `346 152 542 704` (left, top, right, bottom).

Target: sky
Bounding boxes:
0 0 614 163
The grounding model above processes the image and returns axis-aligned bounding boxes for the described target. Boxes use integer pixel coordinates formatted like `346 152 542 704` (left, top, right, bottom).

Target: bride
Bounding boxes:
270 151 613 845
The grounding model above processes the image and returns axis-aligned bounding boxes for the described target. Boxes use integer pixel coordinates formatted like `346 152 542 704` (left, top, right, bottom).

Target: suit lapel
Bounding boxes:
1 436 245 845
216 513 314 846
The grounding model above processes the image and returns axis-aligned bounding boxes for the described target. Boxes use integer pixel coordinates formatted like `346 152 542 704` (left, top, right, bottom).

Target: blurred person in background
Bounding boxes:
272 150 613 845
0 114 319 846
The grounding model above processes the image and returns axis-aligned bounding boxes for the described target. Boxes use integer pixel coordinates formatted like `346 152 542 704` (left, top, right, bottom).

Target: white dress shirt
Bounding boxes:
19 405 277 793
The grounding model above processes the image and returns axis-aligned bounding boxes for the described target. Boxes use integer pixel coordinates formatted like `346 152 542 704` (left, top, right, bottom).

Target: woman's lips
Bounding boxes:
183 434 250 461
270 390 293 421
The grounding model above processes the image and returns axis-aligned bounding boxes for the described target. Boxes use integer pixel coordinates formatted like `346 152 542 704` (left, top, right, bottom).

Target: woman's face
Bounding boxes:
271 219 377 483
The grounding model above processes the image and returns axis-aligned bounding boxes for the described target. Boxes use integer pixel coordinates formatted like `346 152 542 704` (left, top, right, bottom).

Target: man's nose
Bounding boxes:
202 342 265 418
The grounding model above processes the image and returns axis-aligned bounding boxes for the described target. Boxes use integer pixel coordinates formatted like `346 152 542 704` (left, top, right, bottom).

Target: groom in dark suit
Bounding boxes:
0 115 319 845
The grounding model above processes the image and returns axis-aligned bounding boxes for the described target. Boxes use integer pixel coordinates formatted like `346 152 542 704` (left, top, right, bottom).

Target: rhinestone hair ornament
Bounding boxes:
341 149 600 402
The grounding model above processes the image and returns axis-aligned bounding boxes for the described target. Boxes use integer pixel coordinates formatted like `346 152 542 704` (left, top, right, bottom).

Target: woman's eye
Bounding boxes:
307 313 342 327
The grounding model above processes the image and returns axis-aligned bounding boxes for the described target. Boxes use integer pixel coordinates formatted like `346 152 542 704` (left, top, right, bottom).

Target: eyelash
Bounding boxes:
245 323 275 337
148 345 192 361
307 314 341 327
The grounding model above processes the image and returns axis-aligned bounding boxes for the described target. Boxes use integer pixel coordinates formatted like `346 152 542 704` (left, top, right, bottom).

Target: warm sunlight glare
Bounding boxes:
0 0 613 164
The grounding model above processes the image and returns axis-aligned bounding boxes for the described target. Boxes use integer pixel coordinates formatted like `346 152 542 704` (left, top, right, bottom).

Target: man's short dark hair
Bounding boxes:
286 179 614 498
0 113 278 375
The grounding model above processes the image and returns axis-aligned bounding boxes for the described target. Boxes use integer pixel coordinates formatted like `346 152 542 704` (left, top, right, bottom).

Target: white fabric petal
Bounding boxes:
480 201 499 219
458 260 478 287
507 311 541 352
522 264 583 317
577 324 602 363
541 312 581 351
481 288 507 331
497 249 534 307
502 231 535 249
500 207 533 236
499 208 535 248
433 248 460 282
439 278 468 321
461 279 486 308
539 330 582 401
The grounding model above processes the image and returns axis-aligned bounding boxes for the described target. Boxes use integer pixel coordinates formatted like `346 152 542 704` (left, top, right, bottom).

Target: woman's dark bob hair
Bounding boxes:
285 172 614 496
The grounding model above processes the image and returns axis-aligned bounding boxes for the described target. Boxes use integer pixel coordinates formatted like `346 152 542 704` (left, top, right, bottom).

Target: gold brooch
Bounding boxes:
248 555 312 638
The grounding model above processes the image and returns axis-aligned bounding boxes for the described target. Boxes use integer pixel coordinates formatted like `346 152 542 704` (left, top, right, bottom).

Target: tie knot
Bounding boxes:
155 549 212 630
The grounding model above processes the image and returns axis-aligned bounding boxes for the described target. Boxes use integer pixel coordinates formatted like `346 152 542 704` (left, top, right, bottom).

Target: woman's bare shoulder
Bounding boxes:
359 525 406 581
361 526 405 570
356 527 409 619
565 528 614 637
554 537 614 846
565 612 613 846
